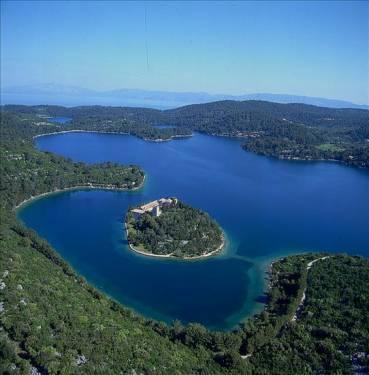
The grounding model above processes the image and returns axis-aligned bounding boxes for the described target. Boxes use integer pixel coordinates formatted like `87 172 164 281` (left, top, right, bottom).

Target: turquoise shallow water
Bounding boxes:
18 132 369 330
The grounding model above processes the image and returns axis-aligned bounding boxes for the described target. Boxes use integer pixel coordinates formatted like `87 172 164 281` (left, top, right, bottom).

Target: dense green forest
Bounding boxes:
126 200 223 258
2 104 191 141
1 109 368 373
3 100 368 167
165 101 369 167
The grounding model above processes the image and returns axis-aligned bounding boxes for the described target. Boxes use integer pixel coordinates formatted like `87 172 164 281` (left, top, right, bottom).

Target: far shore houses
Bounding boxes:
131 197 177 218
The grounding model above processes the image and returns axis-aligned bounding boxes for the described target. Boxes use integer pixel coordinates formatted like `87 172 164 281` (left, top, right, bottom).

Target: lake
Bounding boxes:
18 132 369 330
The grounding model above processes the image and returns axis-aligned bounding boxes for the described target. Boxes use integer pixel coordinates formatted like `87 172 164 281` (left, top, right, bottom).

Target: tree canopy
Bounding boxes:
126 199 224 258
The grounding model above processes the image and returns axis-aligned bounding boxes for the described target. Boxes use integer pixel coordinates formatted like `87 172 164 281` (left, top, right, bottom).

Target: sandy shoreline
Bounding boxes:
14 176 146 211
124 221 225 260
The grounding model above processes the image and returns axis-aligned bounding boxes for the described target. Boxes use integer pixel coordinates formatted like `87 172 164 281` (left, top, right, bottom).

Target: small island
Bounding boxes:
125 198 224 259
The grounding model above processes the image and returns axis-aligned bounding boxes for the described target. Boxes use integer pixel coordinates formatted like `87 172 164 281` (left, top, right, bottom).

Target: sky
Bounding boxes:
1 1 368 104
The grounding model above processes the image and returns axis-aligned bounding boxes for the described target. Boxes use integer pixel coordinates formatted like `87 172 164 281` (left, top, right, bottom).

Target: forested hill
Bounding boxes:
165 100 369 167
1 105 189 141
5 100 368 127
164 100 369 121
3 100 369 167
1 104 163 123
126 199 224 258
166 100 369 128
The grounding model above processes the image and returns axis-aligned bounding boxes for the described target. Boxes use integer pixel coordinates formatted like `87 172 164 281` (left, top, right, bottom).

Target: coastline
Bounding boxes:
34 129 366 169
243 148 368 169
143 134 193 142
14 175 146 211
33 130 193 142
206 132 367 170
224 248 310 330
125 221 225 260
33 129 130 139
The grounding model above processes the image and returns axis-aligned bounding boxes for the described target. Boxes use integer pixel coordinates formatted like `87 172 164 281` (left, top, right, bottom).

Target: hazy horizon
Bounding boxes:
2 82 368 105
1 1 368 105
2 82 369 110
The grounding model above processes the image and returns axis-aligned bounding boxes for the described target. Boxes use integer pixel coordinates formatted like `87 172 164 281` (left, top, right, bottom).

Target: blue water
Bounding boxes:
154 124 176 129
18 132 369 330
49 116 72 124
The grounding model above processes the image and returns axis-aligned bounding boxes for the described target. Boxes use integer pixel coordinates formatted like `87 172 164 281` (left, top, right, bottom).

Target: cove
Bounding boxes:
18 132 369 330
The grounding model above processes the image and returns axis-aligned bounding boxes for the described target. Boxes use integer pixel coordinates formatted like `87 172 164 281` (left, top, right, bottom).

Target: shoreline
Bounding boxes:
33 129 193 142
243 148 368 169
14 175 146 211
143 134 193 142
33 129 130 139
124 222 225 260
205 132 367 170
33 130 366 169
224 248 310 331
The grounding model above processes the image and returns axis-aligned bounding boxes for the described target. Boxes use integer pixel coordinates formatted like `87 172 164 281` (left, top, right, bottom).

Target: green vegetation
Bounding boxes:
147 255 369 374
4 100 368 167
0 210 223 374
316 143 345 152
0 110 221 374
164 100 369 168
0 112 145 209
126 199 224 258
0 108 368 373
2 104 192 141
4 100 369 168
246 255 369 373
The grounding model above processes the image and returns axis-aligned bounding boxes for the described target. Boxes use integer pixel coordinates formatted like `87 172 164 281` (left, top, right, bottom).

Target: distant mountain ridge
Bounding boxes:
2 83 368 110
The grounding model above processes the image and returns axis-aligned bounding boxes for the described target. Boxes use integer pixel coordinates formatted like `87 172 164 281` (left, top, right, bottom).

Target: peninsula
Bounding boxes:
125 198 224 258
